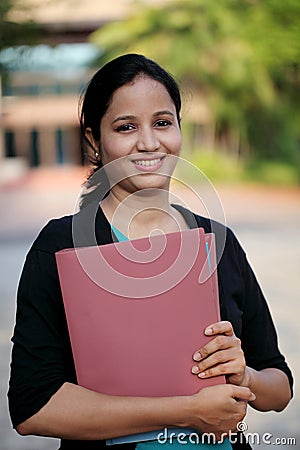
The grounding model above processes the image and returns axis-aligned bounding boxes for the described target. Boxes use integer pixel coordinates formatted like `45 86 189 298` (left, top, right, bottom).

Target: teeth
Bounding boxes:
134 158 161 167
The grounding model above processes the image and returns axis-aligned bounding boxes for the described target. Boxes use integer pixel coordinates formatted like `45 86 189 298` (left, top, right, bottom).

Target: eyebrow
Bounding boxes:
112 110 175 124
112 115 135 124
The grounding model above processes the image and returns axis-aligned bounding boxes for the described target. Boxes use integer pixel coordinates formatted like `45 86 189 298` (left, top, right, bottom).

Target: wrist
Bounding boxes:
241 366 254 389
170 395 196 429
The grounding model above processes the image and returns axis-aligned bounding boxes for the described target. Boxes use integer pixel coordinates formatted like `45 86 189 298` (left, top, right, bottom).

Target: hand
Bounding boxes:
187 384 255 441
191 321 250 386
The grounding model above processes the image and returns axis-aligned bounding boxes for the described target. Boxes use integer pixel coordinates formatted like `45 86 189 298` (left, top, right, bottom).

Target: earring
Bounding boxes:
95 152 99 158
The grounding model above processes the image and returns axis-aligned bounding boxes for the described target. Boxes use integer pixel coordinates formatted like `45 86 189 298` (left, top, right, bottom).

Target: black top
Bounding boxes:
8 206 293 450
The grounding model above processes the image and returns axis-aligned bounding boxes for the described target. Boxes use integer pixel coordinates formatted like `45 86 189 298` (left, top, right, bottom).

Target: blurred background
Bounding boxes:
0 0 299 449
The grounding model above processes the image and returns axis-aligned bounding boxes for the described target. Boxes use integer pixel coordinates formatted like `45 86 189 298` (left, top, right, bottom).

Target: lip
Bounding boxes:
131 155 166 173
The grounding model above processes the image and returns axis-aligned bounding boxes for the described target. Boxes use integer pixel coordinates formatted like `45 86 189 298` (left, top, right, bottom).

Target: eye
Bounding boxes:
154 119 172 128
115 124 136 132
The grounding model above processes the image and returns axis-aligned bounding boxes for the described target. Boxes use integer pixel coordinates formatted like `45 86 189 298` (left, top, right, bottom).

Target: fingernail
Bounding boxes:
198 372 206 378
193 352 201 361
191 365 200 374
205 328 213 336
250 393 256 401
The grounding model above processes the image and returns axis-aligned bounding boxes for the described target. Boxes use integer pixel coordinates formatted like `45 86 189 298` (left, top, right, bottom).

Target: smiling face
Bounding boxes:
98 75 182 196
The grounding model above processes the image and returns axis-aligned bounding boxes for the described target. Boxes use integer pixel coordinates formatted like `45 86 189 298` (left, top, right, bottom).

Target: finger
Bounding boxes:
193 334 239 361
193 360 244 379
192 349 240 376
230 385 256 402
204 321 234 337
192 361 230 378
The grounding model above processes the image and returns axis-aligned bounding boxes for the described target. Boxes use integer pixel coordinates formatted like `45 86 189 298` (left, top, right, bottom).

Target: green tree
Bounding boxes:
0 0 39 47
90 0 300 164
0 0 40 74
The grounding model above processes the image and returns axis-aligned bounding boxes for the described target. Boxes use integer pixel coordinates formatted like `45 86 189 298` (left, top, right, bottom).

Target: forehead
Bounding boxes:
107 76 174 114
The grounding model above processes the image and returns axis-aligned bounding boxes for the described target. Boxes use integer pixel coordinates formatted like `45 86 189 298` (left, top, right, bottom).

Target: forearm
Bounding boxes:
245 367 291 412
16 382 188 440
16 382 255 441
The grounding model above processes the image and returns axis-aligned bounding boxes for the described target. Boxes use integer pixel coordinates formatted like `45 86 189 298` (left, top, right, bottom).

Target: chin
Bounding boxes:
129 174 171 193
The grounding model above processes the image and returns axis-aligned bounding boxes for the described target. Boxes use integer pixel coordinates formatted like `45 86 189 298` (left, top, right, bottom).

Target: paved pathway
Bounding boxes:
0 168 299 449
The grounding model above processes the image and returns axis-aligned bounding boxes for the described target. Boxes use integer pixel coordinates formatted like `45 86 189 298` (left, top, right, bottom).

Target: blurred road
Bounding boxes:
0 167 299 450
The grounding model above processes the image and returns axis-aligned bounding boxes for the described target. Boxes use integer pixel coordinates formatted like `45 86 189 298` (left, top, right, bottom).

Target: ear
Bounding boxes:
85 127 100 154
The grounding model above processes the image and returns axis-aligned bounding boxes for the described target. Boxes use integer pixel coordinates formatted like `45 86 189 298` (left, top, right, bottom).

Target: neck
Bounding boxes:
101 188 188 239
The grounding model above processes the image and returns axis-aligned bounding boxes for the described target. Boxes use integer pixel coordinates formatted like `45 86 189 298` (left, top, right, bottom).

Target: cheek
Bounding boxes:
100 136 125 163
170 130 182 155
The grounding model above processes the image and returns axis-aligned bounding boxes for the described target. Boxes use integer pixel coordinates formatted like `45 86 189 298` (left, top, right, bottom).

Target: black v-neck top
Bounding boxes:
8 205 293 449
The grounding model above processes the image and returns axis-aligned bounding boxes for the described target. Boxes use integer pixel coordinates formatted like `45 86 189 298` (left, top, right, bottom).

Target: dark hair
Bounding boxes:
79 53 182 206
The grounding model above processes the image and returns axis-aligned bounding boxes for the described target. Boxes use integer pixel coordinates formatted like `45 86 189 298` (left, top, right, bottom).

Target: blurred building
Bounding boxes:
0 0 172 170
1 44 98 167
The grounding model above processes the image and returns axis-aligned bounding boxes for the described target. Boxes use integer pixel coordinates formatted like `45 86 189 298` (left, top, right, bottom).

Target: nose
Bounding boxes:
136 126 160 152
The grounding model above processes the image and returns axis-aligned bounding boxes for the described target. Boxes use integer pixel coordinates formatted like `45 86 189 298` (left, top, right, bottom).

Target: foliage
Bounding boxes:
0 0 40 76
90 0 300 165
176 149 245 184
244 158 300 185
177 148 299 186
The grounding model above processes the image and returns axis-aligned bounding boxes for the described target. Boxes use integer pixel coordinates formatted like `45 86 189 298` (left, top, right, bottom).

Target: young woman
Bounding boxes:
8 54 293 450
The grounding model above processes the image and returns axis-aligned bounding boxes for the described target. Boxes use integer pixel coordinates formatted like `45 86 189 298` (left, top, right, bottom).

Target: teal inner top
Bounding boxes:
110 224 128 242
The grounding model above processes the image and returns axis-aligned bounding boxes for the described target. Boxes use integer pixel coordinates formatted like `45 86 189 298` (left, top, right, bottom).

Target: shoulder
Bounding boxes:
30 215 74 254
28 205 112 255
190 210 246 263
174 204 245 263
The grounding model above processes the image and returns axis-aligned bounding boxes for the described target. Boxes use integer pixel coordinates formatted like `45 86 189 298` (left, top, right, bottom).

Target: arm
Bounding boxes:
10 244 254 442
17 381 255 441
241 367 291 412
191 228 293 413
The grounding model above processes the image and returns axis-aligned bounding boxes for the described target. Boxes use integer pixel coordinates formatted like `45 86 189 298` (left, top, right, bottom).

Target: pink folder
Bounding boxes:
55 228 225 442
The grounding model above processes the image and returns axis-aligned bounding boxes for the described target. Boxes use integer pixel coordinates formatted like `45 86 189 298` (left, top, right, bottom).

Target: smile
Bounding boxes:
131 156 165 172
134 158 161 167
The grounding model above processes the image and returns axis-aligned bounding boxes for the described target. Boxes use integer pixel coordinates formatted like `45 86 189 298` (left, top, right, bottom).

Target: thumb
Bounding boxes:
231 385 256 402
